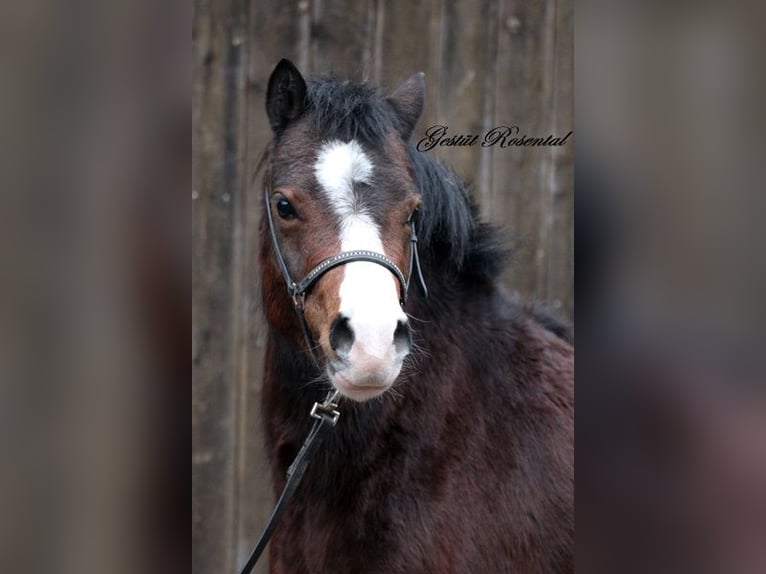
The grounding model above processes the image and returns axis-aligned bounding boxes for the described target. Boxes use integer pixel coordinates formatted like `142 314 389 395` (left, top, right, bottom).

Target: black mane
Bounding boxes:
302 76 509 284
406 147 509 283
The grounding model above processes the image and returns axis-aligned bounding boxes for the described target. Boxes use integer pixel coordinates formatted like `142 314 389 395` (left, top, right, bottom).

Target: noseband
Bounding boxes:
263 188 428 367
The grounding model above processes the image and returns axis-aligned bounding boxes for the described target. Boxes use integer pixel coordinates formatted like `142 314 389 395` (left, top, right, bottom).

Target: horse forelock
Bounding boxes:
304 77 396 146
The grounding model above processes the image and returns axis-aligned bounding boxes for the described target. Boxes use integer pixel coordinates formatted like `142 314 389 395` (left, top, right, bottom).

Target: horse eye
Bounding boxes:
275 197 298 220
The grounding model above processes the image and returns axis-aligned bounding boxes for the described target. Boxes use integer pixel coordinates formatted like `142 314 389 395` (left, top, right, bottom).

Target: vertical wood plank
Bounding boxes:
431 0 494 185
490 0 552 303
477 0 501 216
533 0 557 305
233 3 304 574
544 0 573 317
192 0 248 572
378 0 440 130
308 0 375 79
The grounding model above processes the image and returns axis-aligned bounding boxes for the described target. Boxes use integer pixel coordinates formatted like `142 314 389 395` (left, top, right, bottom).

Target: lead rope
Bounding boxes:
237 390 341 574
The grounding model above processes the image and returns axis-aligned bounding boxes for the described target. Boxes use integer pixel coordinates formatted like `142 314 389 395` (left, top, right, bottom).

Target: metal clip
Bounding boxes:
291 290 306 311
310 389 340 426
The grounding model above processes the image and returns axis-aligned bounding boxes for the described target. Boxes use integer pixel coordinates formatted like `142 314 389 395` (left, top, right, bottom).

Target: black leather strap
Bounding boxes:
295 250 408 304
407 216 428 299
237 393 340 574
263 188 300 295
293 297 322 369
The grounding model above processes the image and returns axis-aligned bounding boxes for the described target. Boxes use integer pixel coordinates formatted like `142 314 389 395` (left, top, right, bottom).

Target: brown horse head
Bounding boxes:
262 59 426 401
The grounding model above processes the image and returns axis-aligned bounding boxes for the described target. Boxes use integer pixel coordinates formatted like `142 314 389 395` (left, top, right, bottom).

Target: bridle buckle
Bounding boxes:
310 390 340 426
291 290 306 311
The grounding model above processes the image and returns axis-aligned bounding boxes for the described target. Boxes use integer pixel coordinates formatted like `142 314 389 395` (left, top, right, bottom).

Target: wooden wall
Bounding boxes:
192 0 572 572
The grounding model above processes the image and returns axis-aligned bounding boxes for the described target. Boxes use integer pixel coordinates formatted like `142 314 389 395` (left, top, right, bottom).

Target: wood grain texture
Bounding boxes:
192 0 247 572
492 0 552 303
236 4 305 574
192 1 573 572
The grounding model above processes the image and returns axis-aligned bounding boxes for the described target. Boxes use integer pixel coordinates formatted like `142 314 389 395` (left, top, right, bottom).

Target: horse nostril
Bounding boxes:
393 320 412 355
329 315 354 357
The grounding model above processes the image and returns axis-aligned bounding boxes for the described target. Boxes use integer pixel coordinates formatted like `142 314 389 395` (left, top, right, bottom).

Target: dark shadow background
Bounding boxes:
576 1 766 572
0 0 188 573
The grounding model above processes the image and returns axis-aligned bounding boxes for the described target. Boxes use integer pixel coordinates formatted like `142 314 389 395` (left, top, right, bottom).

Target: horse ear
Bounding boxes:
386 72 425 140
266 59 308 134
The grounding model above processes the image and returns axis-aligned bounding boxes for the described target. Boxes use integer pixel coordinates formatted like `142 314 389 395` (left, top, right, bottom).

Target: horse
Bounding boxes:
257 59 574 574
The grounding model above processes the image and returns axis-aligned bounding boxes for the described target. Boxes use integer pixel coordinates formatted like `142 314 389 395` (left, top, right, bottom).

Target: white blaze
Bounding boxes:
314 140 406 359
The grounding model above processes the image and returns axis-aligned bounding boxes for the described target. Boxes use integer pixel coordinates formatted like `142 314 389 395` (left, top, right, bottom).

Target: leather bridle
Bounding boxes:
236 189 428 574
262 188 428 368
